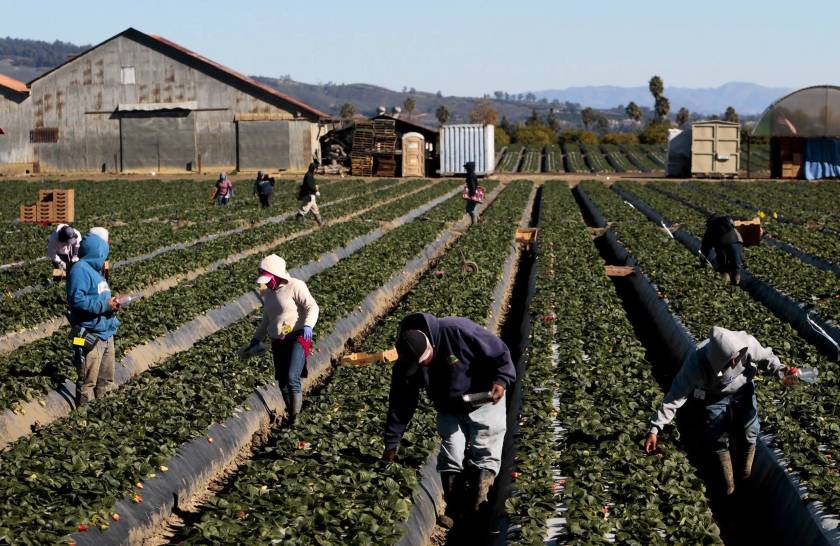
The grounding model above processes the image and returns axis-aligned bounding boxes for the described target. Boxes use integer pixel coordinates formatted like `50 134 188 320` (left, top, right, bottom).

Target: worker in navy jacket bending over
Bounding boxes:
382 312 516 527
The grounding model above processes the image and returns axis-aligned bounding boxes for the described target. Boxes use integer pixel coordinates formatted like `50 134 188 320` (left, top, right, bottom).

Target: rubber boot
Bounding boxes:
438 472 459 529
473 469 496 512
314 214 324 228
288 392 303 426
741 444 756 480
718 451 736 495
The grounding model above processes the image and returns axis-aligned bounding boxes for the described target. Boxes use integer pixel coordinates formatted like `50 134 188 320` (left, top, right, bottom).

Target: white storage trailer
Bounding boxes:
439 124 495 176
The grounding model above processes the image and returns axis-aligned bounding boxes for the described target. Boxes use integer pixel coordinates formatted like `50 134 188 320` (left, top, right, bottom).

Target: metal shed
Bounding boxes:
752 85 840 180
439 124 495 176
691 120 740 177
666 121 740 178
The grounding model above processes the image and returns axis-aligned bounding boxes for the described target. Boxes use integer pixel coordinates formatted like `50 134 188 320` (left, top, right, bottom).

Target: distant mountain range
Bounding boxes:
529 82 792 115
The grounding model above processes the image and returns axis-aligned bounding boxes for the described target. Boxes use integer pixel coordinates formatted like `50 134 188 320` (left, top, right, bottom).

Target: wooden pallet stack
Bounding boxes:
372 119 397 176
351 121 375 176
351 119 401 177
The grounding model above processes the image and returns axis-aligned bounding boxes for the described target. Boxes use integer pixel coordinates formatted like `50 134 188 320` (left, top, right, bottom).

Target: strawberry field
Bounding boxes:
1 176 839 545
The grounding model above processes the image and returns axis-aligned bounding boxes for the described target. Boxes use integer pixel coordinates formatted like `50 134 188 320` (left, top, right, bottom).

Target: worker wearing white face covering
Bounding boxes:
644 326 796 495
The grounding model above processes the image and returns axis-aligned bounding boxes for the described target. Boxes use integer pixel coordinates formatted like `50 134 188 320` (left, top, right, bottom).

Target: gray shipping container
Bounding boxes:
439 124 495 175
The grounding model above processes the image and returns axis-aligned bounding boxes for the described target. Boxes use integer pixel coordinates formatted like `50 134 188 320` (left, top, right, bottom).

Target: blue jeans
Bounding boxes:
703 382 759 453
436 394 507 475
272 334 306 395
216 195 230 206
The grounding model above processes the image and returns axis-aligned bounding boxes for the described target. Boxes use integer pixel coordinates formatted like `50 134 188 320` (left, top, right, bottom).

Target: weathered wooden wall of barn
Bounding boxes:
27 35 311 173
0 88 33 167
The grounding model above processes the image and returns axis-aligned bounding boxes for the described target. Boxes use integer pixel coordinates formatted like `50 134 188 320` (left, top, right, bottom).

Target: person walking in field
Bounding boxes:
644 326 800 495
214 172 233 206
46 223 81 276
66 227 121 406
246 254 319 425
254 172 275 208
700 214 744 285
382 312 515 527
296 161 323 227
463 161 482 225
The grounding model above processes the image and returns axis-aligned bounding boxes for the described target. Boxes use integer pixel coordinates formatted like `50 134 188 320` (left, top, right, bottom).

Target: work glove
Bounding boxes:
381 448 397 462
303 326 313 341
644 432 658 454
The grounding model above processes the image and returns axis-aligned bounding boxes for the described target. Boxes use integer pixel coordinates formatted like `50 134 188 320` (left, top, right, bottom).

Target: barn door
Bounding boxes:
120 111 196 172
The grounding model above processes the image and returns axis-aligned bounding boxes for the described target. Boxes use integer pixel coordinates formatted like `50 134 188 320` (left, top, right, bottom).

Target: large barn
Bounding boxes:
0 28 330 174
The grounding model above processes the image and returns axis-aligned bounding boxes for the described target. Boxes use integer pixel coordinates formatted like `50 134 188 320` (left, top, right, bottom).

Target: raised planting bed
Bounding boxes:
0 182 459 439
601 144 636 173
498 144 525 173
520 146 544 173
168 181 536 545
544 144 565 173
0 181 492 545
619 181 840 328
505 180 721 545
580 181 840 539
0 178 402 335
580 144 613 174
562 143 589 174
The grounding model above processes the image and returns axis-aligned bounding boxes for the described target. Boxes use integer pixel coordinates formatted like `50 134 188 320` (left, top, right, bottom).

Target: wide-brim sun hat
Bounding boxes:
256 254 291 284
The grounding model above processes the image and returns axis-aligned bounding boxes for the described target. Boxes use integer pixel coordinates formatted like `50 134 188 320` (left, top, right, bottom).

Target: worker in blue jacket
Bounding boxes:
66 227 121 406
382 312 516 527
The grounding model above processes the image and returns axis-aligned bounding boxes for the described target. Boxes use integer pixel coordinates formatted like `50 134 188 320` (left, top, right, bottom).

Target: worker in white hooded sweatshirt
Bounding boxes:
644 326 799 495
46 224 82 275
246 254 319 425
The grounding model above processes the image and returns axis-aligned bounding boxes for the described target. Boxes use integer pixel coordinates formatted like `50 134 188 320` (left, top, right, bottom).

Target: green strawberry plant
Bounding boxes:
0 182 457 413
170 181 533 545
0 182 481 544
581 180 840 518
618 181 840 326
0 178 403 331
506 181 721 545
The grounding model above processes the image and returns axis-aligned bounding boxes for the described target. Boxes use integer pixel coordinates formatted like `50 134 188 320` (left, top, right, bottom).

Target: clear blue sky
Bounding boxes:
4 0 837 96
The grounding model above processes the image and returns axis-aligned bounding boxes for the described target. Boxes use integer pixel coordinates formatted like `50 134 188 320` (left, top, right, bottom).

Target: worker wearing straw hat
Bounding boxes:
246 254 319 425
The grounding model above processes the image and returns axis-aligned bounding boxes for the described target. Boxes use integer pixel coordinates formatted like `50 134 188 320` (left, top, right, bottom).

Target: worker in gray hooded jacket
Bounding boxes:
644 326 796 495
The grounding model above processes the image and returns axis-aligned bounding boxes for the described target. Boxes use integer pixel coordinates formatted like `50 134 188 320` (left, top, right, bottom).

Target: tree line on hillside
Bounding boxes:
495 76 743 146
0 36 89 68
334 76 745 146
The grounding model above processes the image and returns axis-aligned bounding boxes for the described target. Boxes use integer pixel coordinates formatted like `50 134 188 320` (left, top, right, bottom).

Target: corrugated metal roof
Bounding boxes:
27 28 327 120
0 73 28 94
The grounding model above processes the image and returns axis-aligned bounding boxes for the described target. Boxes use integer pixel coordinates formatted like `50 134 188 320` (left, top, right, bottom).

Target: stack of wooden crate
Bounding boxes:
371 119 397 176
351 121 375 176
19 189 75 224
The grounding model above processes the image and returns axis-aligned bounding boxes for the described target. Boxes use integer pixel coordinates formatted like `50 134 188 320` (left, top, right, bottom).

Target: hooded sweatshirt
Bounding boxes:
66 234 119 340
384 313 516 450
649 327 784 434
701 215 743 257
464 161 478 197
46 224 81 263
